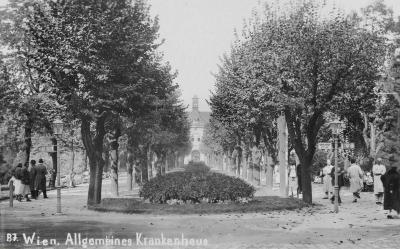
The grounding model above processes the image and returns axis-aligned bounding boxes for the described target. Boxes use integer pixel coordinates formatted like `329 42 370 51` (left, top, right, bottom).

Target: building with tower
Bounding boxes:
184 95 210 164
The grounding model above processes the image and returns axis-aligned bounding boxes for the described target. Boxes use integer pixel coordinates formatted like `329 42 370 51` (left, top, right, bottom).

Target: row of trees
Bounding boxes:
0 0 190 205
205 0 400 204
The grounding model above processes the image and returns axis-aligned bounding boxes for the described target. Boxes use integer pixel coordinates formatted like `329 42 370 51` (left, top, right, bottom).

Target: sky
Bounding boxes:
1 0 400 111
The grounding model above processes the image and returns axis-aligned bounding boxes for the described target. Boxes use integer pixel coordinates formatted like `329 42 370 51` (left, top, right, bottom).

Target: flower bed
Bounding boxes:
139 165 255 204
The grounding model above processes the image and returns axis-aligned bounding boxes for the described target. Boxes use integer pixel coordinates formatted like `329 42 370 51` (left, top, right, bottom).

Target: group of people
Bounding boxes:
8 159 48 202
321 157 400 218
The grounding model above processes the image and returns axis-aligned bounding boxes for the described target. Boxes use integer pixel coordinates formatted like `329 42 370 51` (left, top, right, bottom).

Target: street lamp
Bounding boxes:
329 119 344 213
53 118 64 214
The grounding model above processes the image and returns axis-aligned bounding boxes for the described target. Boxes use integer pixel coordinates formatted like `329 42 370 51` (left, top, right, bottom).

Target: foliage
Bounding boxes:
311 150 328 176
93 196 307 214
0 0 189 204
140 171 255 204
209 0 388 204
184 161 210 174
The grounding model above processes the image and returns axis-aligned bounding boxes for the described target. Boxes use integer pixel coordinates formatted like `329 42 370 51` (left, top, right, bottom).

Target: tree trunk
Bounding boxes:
127 151 133 191
71 140 75 172
50 137 57 189
259 154 262 186
109 128 120 197
164 153 168 175
174 151 179 169
265 154 274 188
370 122 376 159
81 117 106 206
87 157 104 205
277 114 289 197
23 121 32 165
299 154 313 203
147 146 152 180
285 108 323 204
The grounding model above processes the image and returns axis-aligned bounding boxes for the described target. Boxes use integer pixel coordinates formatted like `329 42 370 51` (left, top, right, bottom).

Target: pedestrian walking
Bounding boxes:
21 162 31 201
372 158 386 205
347 158 363 203
322 159 334 199
28 160 37 199
381 167 400 219
330 165 345 204
35 159 48 198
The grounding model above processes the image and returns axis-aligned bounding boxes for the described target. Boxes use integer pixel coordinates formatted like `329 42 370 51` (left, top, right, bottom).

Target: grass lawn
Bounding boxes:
89 196 308 215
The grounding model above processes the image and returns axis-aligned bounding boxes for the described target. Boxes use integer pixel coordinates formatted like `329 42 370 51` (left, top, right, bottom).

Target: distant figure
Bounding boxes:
69 170 76 188
381 167 400 219
28 160 37 199
363 171 374 192
347 158 363 203
288 165 297 197
330 166 345 204
274 165 280 185
35 159 48 199
322 159 334 199
21 162 32 201
372 158 386 205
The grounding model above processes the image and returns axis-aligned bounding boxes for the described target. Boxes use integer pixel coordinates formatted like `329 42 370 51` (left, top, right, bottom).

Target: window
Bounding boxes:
198 138 201 141
191 137 194 142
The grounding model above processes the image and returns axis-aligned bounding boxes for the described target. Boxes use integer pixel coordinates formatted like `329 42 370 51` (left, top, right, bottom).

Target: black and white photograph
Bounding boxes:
1 0 400 248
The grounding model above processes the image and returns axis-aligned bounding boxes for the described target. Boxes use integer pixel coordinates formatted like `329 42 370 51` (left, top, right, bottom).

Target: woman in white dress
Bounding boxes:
372 158 386 204
322 160 334 199
11 163 24 201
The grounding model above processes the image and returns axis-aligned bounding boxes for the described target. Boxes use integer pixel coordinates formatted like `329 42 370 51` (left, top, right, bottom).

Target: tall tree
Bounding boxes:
211 0 387 203
21 0 177 205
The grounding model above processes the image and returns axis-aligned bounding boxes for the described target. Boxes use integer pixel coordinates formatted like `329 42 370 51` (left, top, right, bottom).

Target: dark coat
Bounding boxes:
330 167 345 187
21 167 30 185
381 168 400 213
34 163 47 190
29 166 37 190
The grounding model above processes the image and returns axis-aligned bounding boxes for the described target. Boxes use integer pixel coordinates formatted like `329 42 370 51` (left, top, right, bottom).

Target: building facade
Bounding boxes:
184 96 210 164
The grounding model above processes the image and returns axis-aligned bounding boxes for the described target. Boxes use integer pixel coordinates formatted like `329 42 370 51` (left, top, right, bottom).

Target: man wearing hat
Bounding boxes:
35 159 48 198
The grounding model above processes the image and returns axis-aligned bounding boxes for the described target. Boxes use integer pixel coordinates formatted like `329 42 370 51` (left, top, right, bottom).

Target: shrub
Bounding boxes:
139 171 255 204
184 161 210 174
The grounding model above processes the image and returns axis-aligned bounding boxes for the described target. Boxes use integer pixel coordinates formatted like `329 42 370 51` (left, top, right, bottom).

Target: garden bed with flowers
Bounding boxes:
90 162 307 214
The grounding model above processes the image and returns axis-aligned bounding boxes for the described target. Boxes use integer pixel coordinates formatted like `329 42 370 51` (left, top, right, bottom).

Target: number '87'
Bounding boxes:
6 233 17 242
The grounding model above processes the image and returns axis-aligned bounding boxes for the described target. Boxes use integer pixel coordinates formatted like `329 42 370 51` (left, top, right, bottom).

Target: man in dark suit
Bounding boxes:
29 160 37 199
35 159 48 198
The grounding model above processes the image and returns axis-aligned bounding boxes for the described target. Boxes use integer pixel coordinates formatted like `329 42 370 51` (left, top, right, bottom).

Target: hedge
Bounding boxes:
139 168 255 204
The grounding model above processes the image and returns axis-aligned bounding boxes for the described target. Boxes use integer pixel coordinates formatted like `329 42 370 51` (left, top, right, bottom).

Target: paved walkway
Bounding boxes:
1 173 400 249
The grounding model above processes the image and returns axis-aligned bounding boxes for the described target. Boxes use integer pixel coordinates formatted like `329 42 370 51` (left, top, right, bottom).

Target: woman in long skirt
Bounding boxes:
12 163 24 201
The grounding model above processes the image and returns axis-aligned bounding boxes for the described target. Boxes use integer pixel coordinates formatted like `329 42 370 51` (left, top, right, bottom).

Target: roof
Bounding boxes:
188 110 210 127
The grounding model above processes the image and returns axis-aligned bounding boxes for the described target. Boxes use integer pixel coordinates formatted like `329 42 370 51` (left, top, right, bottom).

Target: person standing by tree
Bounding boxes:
21 162 31 202
13 163 24 201
347 158 364 203
381 167 400 219
372 158 386 205
322 159 334 199
35 159 48 199
28 160 37 199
